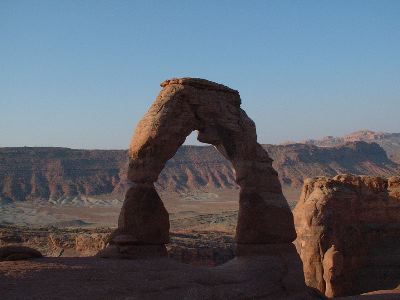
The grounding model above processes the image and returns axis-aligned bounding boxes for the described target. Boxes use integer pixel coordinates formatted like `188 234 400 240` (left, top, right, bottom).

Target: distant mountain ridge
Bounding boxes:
301 130 400 163
1 134 399 203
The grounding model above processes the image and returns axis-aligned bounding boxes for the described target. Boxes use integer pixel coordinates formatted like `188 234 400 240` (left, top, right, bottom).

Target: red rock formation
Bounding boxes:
294 174 400 297
103 77 296 258
115 183 170 244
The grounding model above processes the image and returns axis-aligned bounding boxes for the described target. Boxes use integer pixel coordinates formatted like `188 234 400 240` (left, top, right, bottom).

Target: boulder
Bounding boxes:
0 245 43 261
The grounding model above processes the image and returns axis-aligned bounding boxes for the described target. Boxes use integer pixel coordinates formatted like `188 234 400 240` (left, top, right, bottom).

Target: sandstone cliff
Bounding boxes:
0 141 398 203
0 147 128 203
265 141 399 187
293 174 400 297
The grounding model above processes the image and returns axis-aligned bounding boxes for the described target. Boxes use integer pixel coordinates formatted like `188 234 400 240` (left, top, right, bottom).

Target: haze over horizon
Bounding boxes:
1 1 399 149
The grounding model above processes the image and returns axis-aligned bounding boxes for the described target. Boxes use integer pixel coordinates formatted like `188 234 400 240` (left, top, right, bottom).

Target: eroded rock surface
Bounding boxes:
294 174 400 297
107 77 296 257
114 183 170 245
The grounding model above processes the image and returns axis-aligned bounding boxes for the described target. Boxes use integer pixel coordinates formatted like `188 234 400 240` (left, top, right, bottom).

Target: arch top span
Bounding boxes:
160 77 240 95
101 78 296 259
128 77 249 183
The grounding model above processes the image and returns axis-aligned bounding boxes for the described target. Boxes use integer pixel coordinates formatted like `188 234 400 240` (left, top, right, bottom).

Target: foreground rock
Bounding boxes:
0 225 236 266
0 256 322 300
0 245 42 261
294 175 400 297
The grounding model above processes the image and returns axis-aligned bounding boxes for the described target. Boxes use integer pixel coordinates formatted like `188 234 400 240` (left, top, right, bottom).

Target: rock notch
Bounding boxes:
99 78 296 257
294 174 400 297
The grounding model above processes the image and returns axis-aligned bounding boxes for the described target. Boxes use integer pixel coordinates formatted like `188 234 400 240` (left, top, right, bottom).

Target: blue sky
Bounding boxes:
1 0 399 149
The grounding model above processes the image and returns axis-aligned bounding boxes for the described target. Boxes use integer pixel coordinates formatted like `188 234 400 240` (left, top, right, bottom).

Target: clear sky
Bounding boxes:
1 0 399 149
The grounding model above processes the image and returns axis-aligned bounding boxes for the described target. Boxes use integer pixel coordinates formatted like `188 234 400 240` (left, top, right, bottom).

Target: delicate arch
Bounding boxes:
103 78 296 258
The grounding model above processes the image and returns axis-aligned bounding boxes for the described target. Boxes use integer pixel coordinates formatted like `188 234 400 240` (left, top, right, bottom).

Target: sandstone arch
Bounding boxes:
103 78 296 258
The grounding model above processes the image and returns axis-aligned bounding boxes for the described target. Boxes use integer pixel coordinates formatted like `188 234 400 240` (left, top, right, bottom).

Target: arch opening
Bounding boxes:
157 136 239 265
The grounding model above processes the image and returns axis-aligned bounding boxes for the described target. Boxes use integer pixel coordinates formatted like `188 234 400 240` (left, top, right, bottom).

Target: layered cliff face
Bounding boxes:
156 145 236 191
0 141 399 203
293 175 400 297
265 141 399 188
0 147 129 203
0 146 235 203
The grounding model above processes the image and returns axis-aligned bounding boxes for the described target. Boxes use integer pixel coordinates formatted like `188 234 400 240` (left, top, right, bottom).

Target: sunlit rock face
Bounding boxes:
294 174 400 297
103 77 296 258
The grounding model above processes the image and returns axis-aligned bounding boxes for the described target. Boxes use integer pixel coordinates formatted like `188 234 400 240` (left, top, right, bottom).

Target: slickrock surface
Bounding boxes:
294 174 400 297
335 286 400 299
107 77 296 258
0 256 322 300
